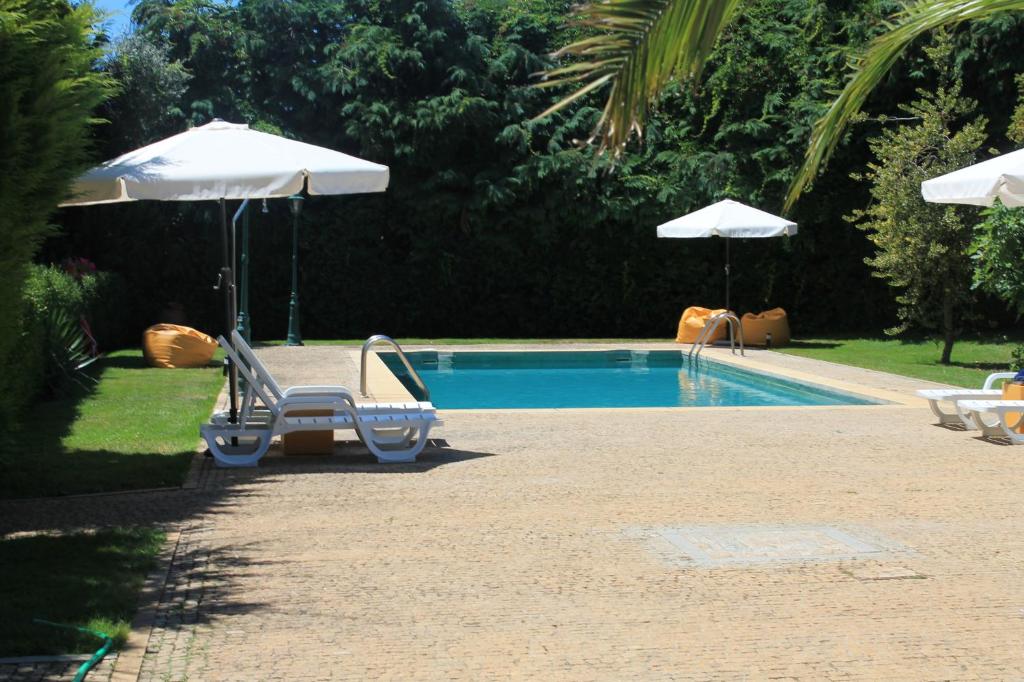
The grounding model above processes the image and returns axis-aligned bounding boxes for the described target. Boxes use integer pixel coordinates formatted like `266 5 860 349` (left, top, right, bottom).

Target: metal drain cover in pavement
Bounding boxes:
654 525 889 567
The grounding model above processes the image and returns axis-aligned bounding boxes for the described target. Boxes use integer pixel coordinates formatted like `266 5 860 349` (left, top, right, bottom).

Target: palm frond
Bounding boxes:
534 0 741 154
786 0 1024 212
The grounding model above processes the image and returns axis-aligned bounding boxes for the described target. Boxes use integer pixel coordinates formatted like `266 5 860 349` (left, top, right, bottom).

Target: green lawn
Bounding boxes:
0 528 164 656
779 337 1017 387
0 349 224 499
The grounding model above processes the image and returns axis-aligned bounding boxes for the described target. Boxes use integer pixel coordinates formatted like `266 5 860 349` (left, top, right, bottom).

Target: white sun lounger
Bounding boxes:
201 334 440 467
957 399 1024 442
915 372 1015 429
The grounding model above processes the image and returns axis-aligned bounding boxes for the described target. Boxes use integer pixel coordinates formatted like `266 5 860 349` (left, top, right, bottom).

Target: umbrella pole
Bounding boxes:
725 238 731 311
219 198 239 427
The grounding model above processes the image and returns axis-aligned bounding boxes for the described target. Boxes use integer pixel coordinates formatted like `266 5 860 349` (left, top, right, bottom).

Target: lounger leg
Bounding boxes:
368 426 417 446
998 411 1024 443
362 423 431 463
201 427 272 467
972 409 1007 437
956 401 1006 434
929 399 963 425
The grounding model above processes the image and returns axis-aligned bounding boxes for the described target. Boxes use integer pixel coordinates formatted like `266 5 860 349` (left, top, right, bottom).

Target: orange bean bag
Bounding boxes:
143 323 218 368
676 306 729 344
740 308 790 347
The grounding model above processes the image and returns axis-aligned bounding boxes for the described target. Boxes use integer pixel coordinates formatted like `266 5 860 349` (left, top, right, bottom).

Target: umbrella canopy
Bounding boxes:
656 199 797 238
60 120 389 206
921 147 1024 207
657 199 796 309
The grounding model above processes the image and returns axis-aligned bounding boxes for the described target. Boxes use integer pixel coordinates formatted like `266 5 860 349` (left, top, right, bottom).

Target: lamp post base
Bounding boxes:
285 297 302 346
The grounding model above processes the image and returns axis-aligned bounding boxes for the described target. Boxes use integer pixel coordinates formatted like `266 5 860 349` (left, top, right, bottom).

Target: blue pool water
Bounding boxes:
381 350 878 410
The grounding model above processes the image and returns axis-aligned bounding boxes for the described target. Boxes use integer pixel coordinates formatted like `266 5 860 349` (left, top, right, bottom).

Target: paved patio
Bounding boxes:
4 346 1024 680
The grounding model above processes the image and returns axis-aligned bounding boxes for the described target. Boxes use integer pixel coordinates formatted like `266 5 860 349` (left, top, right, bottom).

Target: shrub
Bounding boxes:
5 265 132 408
23 264 135 352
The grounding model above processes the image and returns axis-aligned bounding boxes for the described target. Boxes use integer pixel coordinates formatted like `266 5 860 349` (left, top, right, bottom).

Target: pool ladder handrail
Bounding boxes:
688 312 745 361
360 335 430 400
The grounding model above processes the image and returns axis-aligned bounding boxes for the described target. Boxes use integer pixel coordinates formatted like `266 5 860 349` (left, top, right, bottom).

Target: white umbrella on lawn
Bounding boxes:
922 147 1024 206
657 199 797 309
60 119 390 425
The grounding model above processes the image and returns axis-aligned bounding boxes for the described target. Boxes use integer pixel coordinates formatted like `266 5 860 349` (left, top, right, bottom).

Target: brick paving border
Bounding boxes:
0 654 118 681
109 529 184 682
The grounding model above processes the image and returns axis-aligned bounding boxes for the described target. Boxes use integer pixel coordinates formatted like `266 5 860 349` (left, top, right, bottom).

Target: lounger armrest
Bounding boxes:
983 372 1017 390
277 395 353 413
282 385 357 400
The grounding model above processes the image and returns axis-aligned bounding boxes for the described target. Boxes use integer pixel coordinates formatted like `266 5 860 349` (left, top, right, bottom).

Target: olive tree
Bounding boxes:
849 40 985 364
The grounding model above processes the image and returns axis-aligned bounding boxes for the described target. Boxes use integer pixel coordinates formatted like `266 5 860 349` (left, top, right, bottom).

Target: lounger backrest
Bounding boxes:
218 336 282 417
230 331 286 400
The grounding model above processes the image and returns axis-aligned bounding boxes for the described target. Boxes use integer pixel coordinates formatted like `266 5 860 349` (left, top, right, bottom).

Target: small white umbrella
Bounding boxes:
61 120 390 425
922 147 1024 206
657 199 797 309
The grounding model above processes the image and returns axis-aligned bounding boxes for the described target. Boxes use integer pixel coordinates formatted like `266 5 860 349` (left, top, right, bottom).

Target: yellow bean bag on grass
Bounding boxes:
143 323 218 368
676 306 729 344
740 308 790 347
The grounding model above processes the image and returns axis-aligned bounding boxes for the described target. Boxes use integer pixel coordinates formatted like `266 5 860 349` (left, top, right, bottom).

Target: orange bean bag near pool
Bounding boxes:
676 306 729 344
740 308 790 347
143 323 218 368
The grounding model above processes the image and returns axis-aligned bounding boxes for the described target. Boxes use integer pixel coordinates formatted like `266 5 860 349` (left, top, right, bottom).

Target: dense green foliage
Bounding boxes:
100 32 191 151
972 200 1024 317
0 528 164 655
11 261 134 401
532 0 1024 211
47 0 1024 346
0 0 114 423
18 264 136 395
850 38 987 364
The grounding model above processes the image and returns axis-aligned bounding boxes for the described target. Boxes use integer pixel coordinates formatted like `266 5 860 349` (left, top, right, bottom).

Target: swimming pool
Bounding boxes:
380 350 879 409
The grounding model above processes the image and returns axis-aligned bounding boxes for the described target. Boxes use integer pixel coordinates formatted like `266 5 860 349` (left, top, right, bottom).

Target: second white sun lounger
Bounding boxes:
915 372 1015 429
957 399 1024 442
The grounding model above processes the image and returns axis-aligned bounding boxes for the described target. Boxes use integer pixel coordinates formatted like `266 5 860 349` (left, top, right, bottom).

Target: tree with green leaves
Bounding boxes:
972 201 1024 318
537 0 1024 210
971 75 1024 319
848 38 986 364
0 0 114 422
99 33 191 154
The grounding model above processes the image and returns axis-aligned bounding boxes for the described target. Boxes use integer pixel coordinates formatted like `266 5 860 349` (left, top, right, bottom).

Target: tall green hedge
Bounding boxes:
0 0 113 422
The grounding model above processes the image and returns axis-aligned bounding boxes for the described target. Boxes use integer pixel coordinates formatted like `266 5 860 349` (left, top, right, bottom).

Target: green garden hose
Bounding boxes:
32 619 113 682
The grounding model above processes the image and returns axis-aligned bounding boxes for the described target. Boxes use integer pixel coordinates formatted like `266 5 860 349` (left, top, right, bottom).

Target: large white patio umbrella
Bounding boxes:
60 119 390 425
657 199 797 309
922 147 1024 206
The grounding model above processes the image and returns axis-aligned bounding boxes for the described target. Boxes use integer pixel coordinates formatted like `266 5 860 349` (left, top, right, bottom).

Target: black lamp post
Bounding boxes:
285 194 304 346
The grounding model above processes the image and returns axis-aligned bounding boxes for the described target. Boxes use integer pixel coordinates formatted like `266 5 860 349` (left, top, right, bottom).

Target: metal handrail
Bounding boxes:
688 312 745 361
360 334 430 400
